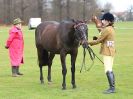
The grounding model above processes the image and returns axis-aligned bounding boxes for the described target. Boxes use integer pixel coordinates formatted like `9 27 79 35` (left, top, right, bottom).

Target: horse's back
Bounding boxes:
35 21 61 52
35 21 59 37
35 20 76 52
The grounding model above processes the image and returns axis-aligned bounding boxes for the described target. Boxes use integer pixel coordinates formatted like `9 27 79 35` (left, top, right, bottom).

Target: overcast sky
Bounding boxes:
98 0 133 12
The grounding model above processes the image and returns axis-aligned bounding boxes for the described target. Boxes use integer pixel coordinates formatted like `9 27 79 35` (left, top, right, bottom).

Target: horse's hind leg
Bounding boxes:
37 47 48 84
47 53 55 83
39 66 44 84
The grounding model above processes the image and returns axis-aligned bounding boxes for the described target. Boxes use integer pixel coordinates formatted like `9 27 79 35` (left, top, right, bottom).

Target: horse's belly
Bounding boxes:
46 48 61 54
42 42 60 53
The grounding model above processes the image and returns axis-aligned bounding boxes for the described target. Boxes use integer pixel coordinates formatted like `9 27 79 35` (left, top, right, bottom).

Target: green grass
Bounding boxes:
0 22 133 99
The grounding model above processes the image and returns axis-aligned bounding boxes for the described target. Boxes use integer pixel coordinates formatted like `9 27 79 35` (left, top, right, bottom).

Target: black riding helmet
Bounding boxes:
101 12 115 22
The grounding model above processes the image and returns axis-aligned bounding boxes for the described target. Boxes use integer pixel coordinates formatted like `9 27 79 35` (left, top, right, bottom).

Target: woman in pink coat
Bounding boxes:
5 18 24 77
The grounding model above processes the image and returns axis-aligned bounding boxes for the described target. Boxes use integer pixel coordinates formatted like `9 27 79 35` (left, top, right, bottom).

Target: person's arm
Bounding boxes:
89 29 108 46
91 16 103 32
5 32 17 48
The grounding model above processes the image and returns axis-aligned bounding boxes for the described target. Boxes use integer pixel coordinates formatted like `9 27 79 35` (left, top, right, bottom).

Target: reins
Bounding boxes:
80 45 104 73
73 22 103 72
80 48 87 72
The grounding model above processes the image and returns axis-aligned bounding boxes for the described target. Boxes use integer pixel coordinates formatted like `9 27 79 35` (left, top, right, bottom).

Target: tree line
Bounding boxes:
0 0 102 24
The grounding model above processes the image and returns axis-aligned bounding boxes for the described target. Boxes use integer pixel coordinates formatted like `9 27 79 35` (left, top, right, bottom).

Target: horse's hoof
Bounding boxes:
62 87 66 90
72 85 77 89
41 81 44 84
48 81 52 85
47 77 52 82
48 79 52 82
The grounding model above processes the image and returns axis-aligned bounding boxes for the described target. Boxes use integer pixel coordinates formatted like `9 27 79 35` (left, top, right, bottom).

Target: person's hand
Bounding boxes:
5 46 9 49
88 42 93 46
91 16 98 22
93 36 98 40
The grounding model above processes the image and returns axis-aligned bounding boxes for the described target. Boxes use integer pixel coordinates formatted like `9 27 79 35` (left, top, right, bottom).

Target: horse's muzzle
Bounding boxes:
81 40 88 48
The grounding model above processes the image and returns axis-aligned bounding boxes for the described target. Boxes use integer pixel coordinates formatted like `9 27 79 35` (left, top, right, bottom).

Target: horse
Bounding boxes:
35 19 88 89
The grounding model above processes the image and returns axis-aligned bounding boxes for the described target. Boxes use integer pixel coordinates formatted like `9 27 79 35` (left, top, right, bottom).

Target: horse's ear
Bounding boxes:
71 19 76 22
74 20 82 24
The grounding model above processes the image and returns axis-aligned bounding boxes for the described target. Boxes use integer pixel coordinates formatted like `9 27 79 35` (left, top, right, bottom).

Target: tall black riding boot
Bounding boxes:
103 71 115 94
12 66 19 77
16 66 23 75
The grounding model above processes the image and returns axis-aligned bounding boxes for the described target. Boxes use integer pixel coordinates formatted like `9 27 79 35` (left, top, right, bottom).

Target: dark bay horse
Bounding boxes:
35 20 88 89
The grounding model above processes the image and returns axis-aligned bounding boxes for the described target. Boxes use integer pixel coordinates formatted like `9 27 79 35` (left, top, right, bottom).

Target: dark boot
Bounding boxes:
16 66 23 75
12 66 19 77
103 71 115 94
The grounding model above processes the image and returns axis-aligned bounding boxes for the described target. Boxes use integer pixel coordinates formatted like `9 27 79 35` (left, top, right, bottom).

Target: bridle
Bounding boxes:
80 45 104 73
74 22 87 41
73 22 104 73
74 22 104 73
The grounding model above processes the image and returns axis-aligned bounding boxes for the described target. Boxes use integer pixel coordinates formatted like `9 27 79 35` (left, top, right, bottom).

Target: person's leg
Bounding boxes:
103 56 113 73
16 66 23 75
12 66 19 77
103 56 115 94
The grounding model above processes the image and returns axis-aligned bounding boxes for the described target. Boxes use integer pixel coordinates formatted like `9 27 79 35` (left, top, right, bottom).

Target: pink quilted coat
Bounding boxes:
6 26 24 66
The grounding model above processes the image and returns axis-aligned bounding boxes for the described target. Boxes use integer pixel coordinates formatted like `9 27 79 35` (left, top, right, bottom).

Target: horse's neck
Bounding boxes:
59 21 79 48
68 31 80 47
61 30 79 48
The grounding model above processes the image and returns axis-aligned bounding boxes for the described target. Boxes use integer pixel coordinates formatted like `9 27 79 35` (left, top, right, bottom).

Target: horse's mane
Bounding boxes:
61 19 84 24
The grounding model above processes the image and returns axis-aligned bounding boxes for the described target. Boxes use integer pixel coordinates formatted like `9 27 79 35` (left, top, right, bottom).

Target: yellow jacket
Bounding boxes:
89 26 116 56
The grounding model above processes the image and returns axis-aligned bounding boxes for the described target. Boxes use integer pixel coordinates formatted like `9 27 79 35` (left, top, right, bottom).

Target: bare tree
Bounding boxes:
66 0 70 19
127 5 133 21
0 0 100 24
103 2 113 12
21 0 29 21
37 0 43 18
59 0 63 21
4 0 12 24
51 0 65 21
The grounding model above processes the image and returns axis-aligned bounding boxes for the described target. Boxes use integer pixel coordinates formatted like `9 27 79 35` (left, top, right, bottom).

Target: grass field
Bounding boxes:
0 22 133 99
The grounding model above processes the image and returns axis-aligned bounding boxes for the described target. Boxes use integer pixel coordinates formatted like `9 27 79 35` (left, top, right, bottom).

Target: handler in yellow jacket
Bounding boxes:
89 12 116 94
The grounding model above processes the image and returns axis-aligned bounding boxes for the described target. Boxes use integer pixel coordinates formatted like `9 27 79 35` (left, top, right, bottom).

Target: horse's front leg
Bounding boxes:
47 53 55 83
39 66 44 84
71 49 78 89
60 51 67 90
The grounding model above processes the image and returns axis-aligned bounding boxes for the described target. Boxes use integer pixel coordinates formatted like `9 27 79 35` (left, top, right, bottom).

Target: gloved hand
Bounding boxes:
93 36 98 40
5 46 9 49
88 42 94 46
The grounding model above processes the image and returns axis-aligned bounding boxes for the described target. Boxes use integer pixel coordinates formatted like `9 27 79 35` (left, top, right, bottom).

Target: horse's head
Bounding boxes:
73 21 88 48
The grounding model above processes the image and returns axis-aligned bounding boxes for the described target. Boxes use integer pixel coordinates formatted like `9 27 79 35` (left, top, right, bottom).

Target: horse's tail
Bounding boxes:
37 47 49 66
35 23 44 47
35 27 38 45
35 23 49 66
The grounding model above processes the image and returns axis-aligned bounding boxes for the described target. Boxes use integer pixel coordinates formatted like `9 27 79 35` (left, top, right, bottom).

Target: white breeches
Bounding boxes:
103 55 114 73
